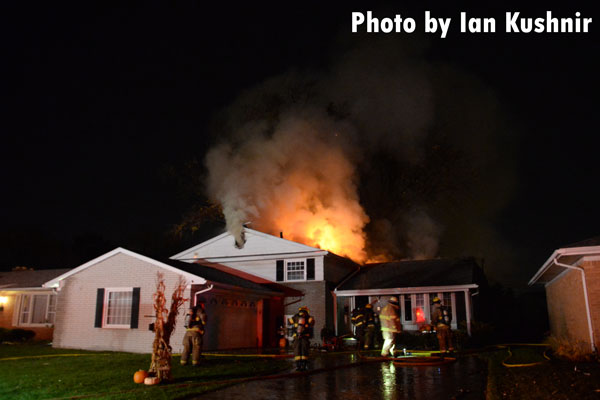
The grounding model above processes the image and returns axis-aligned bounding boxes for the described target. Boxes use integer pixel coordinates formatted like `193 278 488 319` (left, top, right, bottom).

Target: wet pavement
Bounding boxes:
196 351 487 399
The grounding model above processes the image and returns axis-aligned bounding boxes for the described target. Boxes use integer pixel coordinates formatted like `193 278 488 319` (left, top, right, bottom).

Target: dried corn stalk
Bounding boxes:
149 272 188 382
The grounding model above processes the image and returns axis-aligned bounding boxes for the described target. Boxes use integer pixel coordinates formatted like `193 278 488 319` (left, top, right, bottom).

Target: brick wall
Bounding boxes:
582 260 600 350
546 269 591 349
283 280 327 345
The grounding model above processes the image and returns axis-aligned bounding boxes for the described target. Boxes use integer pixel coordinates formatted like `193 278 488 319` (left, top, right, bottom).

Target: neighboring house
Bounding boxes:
529 237 600 353
171 228 361 344
334 258 485 336
44 247 285 353
171 228 485 341
0 268 70 340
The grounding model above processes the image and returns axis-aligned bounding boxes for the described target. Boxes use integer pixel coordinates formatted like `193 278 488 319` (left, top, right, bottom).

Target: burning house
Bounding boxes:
173 228 485 343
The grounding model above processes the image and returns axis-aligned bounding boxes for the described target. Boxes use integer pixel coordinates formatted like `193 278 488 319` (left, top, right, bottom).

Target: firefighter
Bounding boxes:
379 296 402 357
431 297 454 352
181 304 207 366
363 303 377 350
350 306 365 350
288 306 315 371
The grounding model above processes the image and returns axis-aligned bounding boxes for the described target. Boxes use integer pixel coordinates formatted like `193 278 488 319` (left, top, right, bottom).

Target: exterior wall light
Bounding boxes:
0 296 8 312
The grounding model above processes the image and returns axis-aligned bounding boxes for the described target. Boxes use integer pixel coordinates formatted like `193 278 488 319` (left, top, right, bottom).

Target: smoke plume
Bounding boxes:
203 35 515 273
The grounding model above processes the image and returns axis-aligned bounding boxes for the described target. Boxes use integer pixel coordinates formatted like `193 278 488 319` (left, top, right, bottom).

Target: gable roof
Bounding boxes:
0 268 71 290
529 238 600 285
165 259 286 295
336 258 482 292
43 248 207 288
170 228 327 262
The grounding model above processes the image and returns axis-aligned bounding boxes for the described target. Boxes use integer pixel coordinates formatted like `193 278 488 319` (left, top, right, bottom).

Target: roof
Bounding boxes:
166 259 286 296
170 228 327 262
0 268 71 290
336 258 483 292
563 235 600 248
44 247 207 288
529 239 600 285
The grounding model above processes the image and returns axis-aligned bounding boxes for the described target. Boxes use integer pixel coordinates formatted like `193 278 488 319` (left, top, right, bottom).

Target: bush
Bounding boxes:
0 327 9 343
0 328 36 343
547 335 594 362
456 320 496 348
396 331 439 350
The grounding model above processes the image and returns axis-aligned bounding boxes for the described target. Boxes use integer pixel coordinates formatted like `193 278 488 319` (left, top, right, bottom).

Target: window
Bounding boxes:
276 258 315 282
443 292 453 321
18 293 57 326
95 287 140 329
403 295 412 322
286 261 305 281
415 293 425 323
105 289 133 327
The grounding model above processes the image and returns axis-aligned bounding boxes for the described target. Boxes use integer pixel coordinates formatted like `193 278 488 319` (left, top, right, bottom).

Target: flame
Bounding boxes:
206 115 373 264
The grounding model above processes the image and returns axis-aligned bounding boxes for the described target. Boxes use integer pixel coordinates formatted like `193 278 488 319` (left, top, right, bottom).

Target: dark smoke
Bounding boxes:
203 35 516 282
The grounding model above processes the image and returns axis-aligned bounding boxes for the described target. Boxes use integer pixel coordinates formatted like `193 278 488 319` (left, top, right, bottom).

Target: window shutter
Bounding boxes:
307 258 315 280
94 288 105 328
276 260 284 282
130 287 141 329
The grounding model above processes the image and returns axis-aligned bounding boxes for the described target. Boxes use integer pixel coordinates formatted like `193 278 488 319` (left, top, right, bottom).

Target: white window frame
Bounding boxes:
103 287 133 329
17 293 57 327
285 260 306 281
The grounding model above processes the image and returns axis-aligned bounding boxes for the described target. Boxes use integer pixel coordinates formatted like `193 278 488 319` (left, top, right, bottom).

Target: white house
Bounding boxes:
172 228 484 340
171 228 360 343
45 247 284 353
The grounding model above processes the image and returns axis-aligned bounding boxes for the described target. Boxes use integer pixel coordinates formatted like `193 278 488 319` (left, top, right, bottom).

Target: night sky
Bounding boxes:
1 2 598 289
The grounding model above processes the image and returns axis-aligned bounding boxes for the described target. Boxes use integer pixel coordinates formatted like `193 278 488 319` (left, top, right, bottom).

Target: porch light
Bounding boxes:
0 296 8 312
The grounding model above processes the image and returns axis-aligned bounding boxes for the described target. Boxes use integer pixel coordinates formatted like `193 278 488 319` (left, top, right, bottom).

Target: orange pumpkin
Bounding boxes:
133 370 148 384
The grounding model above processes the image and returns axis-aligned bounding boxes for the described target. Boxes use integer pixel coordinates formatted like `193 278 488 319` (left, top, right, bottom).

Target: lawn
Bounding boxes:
0 343 291 399
479 345 600 400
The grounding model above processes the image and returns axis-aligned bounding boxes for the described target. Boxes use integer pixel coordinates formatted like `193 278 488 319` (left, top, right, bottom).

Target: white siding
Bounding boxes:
223 256 325 282
52 253 189 354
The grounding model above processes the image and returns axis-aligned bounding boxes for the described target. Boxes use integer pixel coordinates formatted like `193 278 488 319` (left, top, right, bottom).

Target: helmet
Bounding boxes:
365 303 372 309
389 296 399 305
432 297 441 304
299 306 309 313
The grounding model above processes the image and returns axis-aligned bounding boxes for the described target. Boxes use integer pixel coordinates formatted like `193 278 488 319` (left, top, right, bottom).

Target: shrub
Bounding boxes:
0 327 9 343
0 328 36 343
547 335 594 362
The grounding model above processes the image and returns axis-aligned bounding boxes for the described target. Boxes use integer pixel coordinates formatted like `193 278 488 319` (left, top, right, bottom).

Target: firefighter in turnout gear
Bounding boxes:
351 306 365 350
181 305 207 366
363 303 377 350
380 297 402 357
431 297 454 352
288 306 315 371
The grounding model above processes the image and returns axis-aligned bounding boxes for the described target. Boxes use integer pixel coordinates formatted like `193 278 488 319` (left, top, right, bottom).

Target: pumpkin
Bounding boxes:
144 376 160 385
133 370 148 384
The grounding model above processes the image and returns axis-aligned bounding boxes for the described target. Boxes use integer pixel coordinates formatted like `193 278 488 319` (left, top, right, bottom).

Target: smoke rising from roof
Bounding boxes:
203 36 515 275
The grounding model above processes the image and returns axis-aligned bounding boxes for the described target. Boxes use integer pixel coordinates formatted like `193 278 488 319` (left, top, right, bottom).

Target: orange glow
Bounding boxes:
415 307 425 323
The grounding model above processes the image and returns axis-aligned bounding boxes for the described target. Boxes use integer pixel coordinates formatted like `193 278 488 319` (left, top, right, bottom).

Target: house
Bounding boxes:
172 228 484 341
0 267 70 341
171 228 361 344
44 247 286 353
528 237 600 353
334 258 485 336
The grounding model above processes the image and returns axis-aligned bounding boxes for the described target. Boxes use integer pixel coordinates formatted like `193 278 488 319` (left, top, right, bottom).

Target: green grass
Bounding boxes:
0 343 291 399
478 346 600 400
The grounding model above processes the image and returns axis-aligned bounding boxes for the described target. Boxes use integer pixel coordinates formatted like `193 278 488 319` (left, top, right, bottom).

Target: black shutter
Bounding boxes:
130 288 141 329
307 258 315 280
276 260 284 281
94 288 105 328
